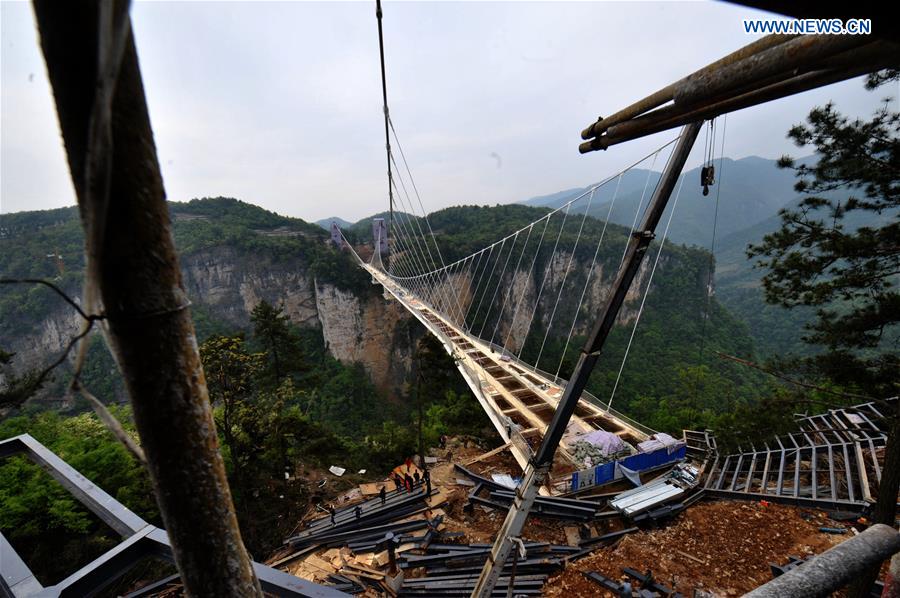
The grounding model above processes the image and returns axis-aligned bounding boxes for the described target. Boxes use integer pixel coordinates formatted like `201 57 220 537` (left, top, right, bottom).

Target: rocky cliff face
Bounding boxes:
4 245 419 398
178 247 420 395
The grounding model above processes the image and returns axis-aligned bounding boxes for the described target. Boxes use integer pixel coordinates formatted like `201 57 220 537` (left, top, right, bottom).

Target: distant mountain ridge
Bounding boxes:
518 156 809 250
315 217 353 230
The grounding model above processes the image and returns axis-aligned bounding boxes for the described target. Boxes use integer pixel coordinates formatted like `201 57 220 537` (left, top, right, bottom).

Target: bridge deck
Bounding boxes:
364 264 653 489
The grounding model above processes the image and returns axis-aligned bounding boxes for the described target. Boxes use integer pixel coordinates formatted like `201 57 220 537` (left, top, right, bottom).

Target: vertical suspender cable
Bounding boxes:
607 171 687 411
694 115 727 395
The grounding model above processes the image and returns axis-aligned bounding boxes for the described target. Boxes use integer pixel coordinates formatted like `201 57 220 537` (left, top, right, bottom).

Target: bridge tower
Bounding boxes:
372 217 388 255
329 221 343 249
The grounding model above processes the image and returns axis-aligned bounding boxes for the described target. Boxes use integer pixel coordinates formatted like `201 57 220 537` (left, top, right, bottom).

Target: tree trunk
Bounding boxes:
32 2 262 595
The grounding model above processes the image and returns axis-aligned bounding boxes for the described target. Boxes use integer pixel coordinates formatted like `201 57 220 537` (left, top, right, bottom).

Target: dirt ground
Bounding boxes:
544 500 848 597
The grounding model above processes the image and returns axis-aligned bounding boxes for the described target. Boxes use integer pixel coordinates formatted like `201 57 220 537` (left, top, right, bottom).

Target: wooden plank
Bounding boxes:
426 491 448 509
463 442 512 466
305 554 337 574
564 526 581 547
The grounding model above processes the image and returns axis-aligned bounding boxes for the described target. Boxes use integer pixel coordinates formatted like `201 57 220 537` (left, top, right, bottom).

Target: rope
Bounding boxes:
607 171 688 412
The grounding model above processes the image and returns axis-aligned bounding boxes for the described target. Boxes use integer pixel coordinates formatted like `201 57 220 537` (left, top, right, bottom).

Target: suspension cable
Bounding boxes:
534 185 597 370
389 117 447 269
490 223 536 346
374 0 394 241
478 231 521 340
517 203 571 360
503 212 553 352
607 171 688 411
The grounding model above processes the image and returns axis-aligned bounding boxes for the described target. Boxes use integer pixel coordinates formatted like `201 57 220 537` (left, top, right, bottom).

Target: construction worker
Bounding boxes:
328 505 336 526
354 505 362 521
392 474 402 491
404 472 414 492
423 469 432 495
379 485 387 505
619 575 632 597
413 470 421 487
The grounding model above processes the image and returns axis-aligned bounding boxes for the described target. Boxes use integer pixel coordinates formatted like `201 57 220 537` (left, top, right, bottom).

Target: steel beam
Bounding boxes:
0 435 145 537
1 533 43 597
0 435 346 598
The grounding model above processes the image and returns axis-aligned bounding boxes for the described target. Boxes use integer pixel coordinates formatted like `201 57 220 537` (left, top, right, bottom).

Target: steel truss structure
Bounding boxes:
0 434 347 598
702 399 895 511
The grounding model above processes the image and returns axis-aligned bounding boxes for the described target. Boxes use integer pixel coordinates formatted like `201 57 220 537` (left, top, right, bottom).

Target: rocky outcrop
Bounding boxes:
314 282 416 394
5 246 417 398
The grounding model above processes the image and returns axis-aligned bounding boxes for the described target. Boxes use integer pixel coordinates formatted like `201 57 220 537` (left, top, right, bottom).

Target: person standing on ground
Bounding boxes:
354 505 362 521
379 485 387 505
392 474 402 491
424 469 432 495
413 470 421 487
329 505 336 526
404 472 413 492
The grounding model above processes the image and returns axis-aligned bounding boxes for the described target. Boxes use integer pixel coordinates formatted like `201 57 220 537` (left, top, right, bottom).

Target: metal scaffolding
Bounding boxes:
702 399 894 511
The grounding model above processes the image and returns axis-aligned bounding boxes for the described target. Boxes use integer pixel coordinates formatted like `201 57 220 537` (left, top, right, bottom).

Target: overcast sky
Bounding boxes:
1 1 894 222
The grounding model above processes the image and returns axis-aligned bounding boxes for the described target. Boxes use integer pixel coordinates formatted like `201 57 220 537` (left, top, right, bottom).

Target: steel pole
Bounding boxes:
470 121 702 598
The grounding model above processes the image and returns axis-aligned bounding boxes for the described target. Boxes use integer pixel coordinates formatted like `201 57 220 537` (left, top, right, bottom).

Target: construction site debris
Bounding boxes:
544 500 845 597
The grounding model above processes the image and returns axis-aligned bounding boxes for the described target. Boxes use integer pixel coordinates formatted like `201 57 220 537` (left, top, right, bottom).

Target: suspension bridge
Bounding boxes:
340 132 701 490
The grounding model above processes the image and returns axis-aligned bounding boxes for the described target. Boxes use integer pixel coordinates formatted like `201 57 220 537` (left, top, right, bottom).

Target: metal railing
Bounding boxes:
0 434 347 598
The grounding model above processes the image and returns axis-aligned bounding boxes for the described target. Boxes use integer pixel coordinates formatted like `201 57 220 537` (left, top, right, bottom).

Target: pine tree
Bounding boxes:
749 70 898 596
250 300 300 383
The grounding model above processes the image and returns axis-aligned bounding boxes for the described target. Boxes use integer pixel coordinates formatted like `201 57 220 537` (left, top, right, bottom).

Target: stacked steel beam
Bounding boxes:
397 541 578 596
285 486 434 550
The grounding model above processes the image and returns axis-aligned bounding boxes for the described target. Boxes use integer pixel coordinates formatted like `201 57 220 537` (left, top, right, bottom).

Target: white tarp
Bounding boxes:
328 465 346 476
637 432 682 454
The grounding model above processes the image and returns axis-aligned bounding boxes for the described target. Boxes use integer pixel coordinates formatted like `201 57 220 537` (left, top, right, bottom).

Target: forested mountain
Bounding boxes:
2 197 768 432
393 204 766 431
